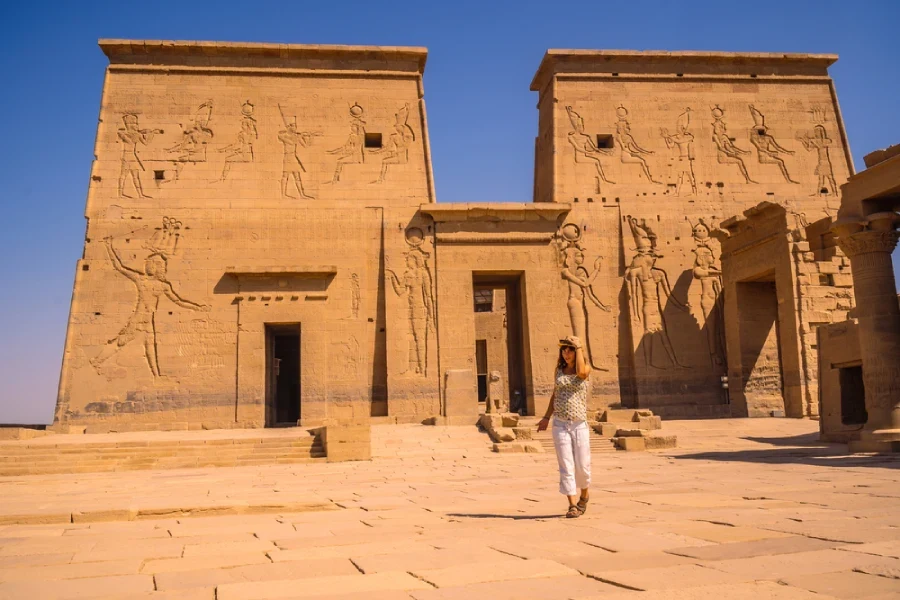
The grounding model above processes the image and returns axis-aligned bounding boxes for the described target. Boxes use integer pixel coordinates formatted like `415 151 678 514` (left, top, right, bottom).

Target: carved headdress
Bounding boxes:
143 216 182 259
627 216 658 256
565 106 584 132
749 104 766 130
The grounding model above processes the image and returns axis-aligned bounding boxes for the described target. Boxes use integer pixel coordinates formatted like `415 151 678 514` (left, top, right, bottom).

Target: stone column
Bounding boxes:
834 212 900 444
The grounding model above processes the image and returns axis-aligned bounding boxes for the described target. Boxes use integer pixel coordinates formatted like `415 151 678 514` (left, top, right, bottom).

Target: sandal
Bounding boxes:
565 505 582 518
577 497 589 515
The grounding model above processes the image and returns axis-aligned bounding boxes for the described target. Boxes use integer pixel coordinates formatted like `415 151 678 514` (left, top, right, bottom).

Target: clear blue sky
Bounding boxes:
1 0 897 424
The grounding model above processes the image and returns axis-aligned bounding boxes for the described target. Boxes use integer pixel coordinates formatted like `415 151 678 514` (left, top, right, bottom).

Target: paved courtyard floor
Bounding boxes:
0 418 898 599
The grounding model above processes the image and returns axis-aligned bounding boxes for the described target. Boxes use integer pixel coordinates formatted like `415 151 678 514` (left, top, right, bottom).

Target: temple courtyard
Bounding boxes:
0 419 898 600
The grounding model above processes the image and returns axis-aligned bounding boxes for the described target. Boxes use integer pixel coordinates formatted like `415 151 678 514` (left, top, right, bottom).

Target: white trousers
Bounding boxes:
551 418 592 496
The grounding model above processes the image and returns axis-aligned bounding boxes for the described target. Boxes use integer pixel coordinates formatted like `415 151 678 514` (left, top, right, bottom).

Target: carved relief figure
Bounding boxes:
748 105 797 184
277 104 320 199
90 217 209 377
351 273 361 319
660 108 697 195
624 216 690 369
386 242 435 377
565 106 615 192
117 114 162 199
688 218 725 367
615 106 661 184
167 101 214 180
217 101 258 181
327 103 366 183
372 103 415 183
711 105 755 183
556 223 610 371
797 108 837 196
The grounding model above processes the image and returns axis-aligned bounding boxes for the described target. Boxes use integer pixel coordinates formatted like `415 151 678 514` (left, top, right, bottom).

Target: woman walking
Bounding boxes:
537 335 592 518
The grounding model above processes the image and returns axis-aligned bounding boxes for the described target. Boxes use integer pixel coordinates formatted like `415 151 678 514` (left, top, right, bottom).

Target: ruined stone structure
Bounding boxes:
54 42 856 433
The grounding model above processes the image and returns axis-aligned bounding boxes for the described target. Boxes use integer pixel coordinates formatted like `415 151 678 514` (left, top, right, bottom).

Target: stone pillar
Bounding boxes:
834 212 900 445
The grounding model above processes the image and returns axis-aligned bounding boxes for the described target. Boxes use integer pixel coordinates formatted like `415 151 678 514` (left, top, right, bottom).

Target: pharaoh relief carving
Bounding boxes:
278 104 321 199
217 101 258 182
625 216 689 370
615 106 661 184
386 228 436 377
327 103 366 184
797 108 838 196
711 105 755 184
372 103 416 184
748 105 798 184
166 101 214 181
555 223 611 371
565 106 615 192
90 217 209 378
117 114 163 199
688 218 725 368
660 108 697 196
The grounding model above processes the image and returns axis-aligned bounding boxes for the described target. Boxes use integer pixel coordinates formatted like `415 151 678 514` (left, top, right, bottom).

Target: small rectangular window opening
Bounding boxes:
154 170 165 181
596 134 614 149
473 289 493 313
364 133 383 149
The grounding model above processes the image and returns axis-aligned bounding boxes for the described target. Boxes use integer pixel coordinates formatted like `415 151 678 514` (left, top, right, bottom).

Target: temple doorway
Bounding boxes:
472 273 529 414
265 324 301 426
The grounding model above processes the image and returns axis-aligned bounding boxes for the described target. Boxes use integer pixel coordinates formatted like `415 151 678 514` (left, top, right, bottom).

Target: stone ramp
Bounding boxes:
0 428 325 476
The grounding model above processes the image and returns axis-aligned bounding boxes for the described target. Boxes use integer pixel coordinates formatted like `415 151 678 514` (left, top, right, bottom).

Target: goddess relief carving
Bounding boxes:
688 218 725 367
711 105 755 184
565 106 615 192
386 229 435 377
625 216 689 369
615 106 661 184
372 103 415 183
556 223 610 371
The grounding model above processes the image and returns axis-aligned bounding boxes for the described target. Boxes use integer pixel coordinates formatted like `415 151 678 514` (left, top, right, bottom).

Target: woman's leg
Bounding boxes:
573 422 592 505
552 421 578 506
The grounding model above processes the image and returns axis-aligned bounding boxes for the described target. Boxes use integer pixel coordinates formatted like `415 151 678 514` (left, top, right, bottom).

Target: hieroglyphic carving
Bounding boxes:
351 273 361 319
277 104 321 199
327 103 366 183
660 108 697 195
166 101 214 180
615 106 661 184
372 103 415 183
797 108 838 196
688 218 725 367
386 228 435 376
711 105 755 183
565 106 615 192
91 217 209 377
217 101 258 181
625 216 689 369
117 114 163 198
748 105 798 184
555 223 610 371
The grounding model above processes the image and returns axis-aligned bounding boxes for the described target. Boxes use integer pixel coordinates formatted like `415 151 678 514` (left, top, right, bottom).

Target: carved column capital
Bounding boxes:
834 213 900 257
837 229 899 257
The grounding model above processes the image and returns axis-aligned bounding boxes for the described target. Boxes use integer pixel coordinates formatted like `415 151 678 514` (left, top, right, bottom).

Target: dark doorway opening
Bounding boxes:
265 324 301 427
472 272 531 415
839 365 867 425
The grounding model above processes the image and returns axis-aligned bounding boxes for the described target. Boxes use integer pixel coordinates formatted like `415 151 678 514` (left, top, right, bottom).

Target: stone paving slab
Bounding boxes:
0 419 896 599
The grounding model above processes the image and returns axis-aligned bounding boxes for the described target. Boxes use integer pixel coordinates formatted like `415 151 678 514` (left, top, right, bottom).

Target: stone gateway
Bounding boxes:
54 41 856 433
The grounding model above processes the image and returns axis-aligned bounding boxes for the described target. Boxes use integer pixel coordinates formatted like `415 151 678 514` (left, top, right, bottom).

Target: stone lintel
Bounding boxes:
719 201 786 234
530 49 838 92
838 149 900 220
419 203 571 223
99 39 428 74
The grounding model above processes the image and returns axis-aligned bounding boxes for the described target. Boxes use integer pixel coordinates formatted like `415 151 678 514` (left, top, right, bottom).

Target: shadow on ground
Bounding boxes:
669 447 900 469
446 513 562 520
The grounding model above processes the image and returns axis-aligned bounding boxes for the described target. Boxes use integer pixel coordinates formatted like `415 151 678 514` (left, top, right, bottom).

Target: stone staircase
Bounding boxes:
0 429 325 476
516 417 618 454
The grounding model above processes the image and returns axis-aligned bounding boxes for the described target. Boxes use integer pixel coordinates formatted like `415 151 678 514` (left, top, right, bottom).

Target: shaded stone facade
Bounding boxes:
54 42 855 432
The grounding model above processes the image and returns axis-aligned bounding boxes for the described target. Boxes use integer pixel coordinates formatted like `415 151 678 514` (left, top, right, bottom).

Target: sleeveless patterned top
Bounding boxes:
553 369 590 422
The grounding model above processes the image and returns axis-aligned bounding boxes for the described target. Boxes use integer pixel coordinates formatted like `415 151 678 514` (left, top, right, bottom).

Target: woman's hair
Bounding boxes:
557 345 574 372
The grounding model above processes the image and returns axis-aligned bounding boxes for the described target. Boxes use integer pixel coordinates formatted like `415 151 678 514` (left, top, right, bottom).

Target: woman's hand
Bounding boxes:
537 417 549 432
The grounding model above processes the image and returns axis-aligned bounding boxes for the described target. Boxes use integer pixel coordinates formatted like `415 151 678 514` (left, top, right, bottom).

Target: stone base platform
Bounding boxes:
0 427 325 476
